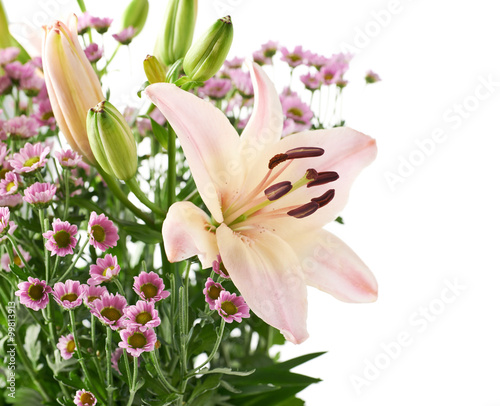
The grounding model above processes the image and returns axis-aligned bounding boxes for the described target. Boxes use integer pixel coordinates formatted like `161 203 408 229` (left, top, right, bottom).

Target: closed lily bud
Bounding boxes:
122 0 149 37
87 100 138 181
144 55 165 84
153 0 197 66
183 16 233 82
0 0 12 48
42 15 104 164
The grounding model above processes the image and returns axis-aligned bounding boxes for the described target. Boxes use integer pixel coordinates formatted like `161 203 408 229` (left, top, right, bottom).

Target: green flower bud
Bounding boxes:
87 101 138 181
144 55 166 84
154 0 197 66
183 16 233 82
122 0 149 37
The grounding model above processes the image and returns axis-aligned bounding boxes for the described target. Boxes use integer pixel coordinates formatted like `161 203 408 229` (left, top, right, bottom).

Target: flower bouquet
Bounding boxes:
0 0 381 404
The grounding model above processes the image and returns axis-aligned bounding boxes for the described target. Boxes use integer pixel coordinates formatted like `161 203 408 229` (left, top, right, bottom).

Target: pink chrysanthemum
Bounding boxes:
0 171 22 196
20 74 45 97
87 211 119 251
198 78 232 100
23 182 57 207
77 12 93 34
203 277 225 310
261 40 279 58
3 115 39 138
54 149 82 169
4 61 34 82
1 245 30 272
0 47 20 66
15 277 52 311
365 70 381 84
280 93 314 132
112 27 136 45
52 280 85 309
300 72 322 91
280 45 311 68
88 254 121 286
224 56 245 70
212 254 230 279
73 389 96 406
9 142 50 174
84 43 103 63
111 347 123 373
252 49 271 66
43 219 78 257
123 300 161 332
214 291 250 323
90 16 113 34
82 284 108 307
90 292 127 330
34 99 55 129
0 75 12 95
0 206 16 236
306 53 329 70
230 70 254 98
57 333 76 360
133 271 170 302
319 64 344 86
118 326 157 357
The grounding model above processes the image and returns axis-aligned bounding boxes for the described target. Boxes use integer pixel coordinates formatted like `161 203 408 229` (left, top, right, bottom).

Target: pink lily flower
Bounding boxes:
145 63 378 344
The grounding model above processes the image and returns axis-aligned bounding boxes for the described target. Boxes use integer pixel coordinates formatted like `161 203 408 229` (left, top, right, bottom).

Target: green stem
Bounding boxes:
70 310 106 403
126 357 138 406
56 237 89 283
63 169 70 220
150 349 179 393
101 44 121 74
75 0 86 12
167 123 177 208
189 319 225 376
91 315 107 387
38 210 49 281
122 349 132 388
113 278 126 298
125 177 166 216
98 170 155 227
105 327 114 406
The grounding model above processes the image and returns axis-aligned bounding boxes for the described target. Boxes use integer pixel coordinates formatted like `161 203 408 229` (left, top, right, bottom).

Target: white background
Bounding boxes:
5 0 500 404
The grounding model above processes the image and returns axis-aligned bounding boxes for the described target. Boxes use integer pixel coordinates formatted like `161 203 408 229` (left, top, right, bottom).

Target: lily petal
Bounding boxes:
216 223 309 344
146 83 244 223
162 202 219 269
239 63 283 165
292 229 378 303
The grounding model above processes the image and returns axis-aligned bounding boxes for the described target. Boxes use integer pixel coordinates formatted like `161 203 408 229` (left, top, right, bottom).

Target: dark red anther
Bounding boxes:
287 201 320 219
311 189 335 208
305 168 318 180
285 147 324 159
265 181 292 201
307 171 339 187
268 153 289 169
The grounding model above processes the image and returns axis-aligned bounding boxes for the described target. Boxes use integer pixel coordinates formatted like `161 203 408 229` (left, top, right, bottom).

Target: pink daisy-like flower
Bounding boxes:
365 70 381 84
212 255 230 279
203 277 225 310
43 219 78 257
214 291 250 323
307 53 329 70
88 254 121 286
261 40 279 58
9 142 50 174
112 26 136 45
123 300 161 332
0 47 20 66
57 333 76 360
111 347 123 373
87 211 119 251
2 245 31 271
3 115 39 139
280 93 314 131
77 12 93 34
82 284 108 307
282 118 297 137
4 61 35 82
300 72 322 91
23 182 57 207
280 45 311 68
0 75 12 95
118 326 157 357
224 56 245 70
230 69 254 98
15 277 52 311
252 49 271 66
84 43 103 63
52 280 85 309
34 99 55 129
54 149 82 169
73 389 96 406
0 206 17 237
90 292 127 330
319 64 343 86
198 78 232 100
133 271 170 302
20 74 45 97
0 171 22 196
0 193 22 208
90 16 113 34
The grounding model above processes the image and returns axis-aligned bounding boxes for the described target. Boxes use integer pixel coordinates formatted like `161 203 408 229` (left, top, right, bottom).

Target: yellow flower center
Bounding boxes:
208 285 222 300
136 311 153 325
61 293 78 302
53 230 71 248
101 307 121 321
128 332 147 348
6 182 16 192
24 156 40 167
221 301 238 315
140 283 158 299
66 340 76 353
28 284 43 301
80 392 95 405
90 225 106 242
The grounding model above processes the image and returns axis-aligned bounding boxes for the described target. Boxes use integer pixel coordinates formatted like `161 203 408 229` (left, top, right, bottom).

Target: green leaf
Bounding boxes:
137 80 150 98
8 263 29 281
188 374 221 403
150 118 170 151
122 224 162 244
5 387 42 404
335 216 344 224
196 367 255 377
23 325 41 366
275 352 326 371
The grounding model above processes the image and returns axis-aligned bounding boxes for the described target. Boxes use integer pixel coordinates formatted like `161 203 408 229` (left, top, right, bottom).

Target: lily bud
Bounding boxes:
0 0 12 48
183 16 233 82
122 0 149 37
87 101 138 181
154 0 197 66
144 55 165 84
42 15 105 164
